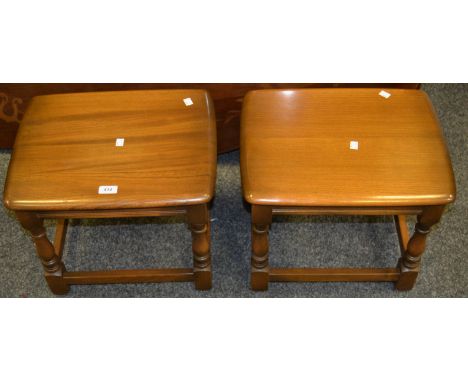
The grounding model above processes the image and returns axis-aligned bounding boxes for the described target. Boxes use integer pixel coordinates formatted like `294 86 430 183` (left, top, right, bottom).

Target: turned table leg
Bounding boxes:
187 204 212 290
396 205 445 291
251 205 272 291
15 211 69 295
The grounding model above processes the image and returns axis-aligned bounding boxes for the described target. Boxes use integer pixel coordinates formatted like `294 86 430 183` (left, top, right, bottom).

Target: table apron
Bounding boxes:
272 206 424 216
36 207 188 219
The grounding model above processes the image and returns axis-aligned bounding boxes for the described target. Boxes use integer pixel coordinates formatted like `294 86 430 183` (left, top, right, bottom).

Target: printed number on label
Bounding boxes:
98 185 118 194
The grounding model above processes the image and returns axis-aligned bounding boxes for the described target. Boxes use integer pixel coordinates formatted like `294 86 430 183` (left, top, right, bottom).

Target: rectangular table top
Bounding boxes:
241 89 456 207
4 90 216 210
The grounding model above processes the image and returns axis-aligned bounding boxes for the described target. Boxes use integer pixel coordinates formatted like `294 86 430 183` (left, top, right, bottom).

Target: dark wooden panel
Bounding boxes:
0 83 420 151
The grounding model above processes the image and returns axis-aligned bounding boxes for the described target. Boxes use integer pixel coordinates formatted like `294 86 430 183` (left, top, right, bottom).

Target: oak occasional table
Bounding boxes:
3 90 216 294
241 88 456 291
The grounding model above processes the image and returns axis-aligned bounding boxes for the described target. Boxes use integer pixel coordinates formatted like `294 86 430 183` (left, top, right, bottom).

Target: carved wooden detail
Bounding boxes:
14 205 215 294
0 91 25 147
190 223 211 269
252 224 269 270
15 211 69 295
251 205 272 290
187 204 212 290
396 205 445 290
248 205 448 291
0 92 24 124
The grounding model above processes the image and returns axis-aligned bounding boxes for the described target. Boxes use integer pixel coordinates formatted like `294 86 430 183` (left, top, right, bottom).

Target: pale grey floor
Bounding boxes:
0 84 466 297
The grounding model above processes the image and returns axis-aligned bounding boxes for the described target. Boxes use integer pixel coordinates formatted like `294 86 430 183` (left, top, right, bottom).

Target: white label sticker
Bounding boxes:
350 141 359 150
98 185 118 194
379 90 391 99
183 97 193 106
115 138 125 147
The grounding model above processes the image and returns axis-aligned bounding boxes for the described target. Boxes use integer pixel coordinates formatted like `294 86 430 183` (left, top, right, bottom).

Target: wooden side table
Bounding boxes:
3 90 217 294
241 88 456 291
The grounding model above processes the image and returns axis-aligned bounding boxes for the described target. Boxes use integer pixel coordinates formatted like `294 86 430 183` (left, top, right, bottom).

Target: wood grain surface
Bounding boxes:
0 83 421 151
241 88 455 206
3 89 216 210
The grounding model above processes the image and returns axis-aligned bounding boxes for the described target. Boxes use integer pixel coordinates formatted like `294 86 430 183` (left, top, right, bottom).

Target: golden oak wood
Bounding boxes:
269 268 400 282
0 83 421 151
62 268 195 284
396 205 445 291
15 211 69 294
3 90 216 294
241 89 455 207
4 89 217 211
53 219 68 259
251 204 272 290
241 89 456 291
394 215 409 254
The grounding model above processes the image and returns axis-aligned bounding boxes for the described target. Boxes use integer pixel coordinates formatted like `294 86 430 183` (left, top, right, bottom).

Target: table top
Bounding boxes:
241 89 456 207
4 90 216 210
